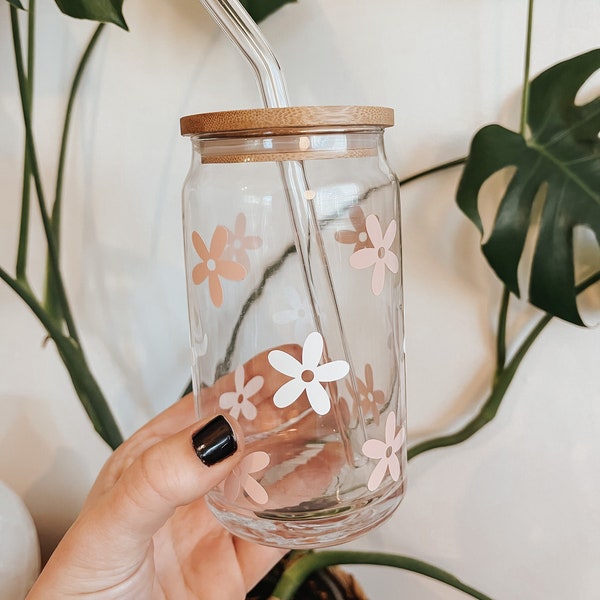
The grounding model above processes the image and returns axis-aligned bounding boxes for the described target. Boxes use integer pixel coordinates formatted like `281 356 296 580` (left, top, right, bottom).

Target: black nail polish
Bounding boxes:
192 415 237 466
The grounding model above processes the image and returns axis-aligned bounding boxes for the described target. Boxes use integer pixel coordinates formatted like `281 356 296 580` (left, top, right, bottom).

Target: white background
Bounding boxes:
1 0 600 598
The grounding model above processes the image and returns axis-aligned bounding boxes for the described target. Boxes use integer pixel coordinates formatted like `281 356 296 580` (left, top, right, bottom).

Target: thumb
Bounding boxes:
99 414 243 546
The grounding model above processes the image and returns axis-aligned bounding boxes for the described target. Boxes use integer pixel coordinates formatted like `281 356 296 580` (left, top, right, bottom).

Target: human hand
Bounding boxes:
26 389 287 599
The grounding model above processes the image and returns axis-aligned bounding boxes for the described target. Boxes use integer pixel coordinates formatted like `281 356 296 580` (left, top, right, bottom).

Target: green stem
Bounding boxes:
494 287 510 379
45 23 105 318
270 551 494 600
10 7 80 342
519 0 534 136
408 269 600 461
15 0 35 279
398 157 467 187
0 265 123 449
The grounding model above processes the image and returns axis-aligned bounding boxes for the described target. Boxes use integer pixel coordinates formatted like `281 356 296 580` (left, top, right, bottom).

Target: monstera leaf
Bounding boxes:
53 0 127 29
241 0 296 23
457 49 600 325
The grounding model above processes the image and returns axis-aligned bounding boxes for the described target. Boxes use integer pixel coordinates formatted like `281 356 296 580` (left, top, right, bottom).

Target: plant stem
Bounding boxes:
519 0 534 136
408 269 600 461
269 551 494 600
0 265 123 449
46 24 105 316
494 287 510 379
398 157 467 187
15 0 35 279
10 7 80 342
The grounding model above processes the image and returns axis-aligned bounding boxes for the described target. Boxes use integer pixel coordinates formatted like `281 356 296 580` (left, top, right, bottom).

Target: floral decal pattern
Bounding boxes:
224 451 270 505
268 331 349 416
349 214 399 296
192 226 246 307
273 286 312 340
352 363 385 426
334 206 372 252
361 411 405 491
223 212 263 272
218 364 263 421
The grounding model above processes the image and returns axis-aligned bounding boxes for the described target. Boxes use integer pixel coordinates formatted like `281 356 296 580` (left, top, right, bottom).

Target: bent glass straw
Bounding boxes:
197 0 366 463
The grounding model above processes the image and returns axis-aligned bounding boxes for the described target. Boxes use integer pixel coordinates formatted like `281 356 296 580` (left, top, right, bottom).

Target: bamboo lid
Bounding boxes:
180 105 394 136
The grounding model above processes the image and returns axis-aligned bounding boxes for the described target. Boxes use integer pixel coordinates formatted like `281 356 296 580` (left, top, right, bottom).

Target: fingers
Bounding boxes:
93 414 244 552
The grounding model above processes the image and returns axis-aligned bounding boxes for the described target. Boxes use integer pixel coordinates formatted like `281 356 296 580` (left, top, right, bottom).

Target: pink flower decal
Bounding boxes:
268 331 350 416
349 214 399 296
361 412 405 491
353 363 385 426
224 451 270 505
334 206 372 252
219 364 263 421
223 212 263 272
192 226 246 307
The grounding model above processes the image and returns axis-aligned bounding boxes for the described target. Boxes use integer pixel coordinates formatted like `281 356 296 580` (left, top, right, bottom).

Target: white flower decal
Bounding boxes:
273 286 312 340
361 412 405 491
268 331 350 416
349 214 399 296
224 451 270 505
218 365 263 421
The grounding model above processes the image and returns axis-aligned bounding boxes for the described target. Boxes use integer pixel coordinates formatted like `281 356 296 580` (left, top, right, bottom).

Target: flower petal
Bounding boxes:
234 250 250 272
242 450 270 473
210 226 229 258
208 272 224 307
349 247 377 270
367 457 388 491
243 476 269 505
384 250 399 274
334 230 358 245
235 212 246 236
224 471 241 502
349 205 366 232
302 331 324 369
385 412 396 445
244 235 262 250
273 378 306 409
362 438 386 459
268 350 302 377
315 360 349 382
218 260 246 281
243 375 264 399
365 214 383 246
371 260 386 296
273 309 298 325
388 453 401 482
392 426 406 453
192 231 209 260
234 365 245 392
365 364 374 389
219 391 237 410
240 399 257 421
382 219 397 249
305 380 331 415
192 262 209 285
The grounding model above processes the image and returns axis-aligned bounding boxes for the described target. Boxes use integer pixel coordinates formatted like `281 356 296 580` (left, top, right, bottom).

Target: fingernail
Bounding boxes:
192 415 238 466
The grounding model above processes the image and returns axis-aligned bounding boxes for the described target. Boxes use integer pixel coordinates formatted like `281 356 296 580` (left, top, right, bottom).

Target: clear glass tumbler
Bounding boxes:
180 106 407 548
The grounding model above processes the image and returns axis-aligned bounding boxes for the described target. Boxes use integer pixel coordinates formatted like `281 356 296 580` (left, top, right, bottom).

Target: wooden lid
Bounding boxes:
180 105 394 136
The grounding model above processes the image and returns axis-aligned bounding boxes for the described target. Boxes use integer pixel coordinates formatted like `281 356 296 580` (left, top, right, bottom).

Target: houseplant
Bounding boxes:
1 0 598 597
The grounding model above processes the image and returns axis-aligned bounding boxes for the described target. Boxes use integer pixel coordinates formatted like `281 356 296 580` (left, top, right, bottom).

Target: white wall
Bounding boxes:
1 0 599 597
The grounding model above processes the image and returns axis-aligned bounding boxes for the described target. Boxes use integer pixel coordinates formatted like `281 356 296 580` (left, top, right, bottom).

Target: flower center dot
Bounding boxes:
206 259 217 271
237 394 244 404
378 247 386 259
385 446 394 458
301 370 315 383
358 232 367 243
367 392 373 402
233 239 242 249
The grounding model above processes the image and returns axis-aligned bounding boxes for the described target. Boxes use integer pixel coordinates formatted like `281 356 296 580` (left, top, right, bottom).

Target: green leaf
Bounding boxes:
240 0 296 23
53 0 127 29
457 49 600 325
6 0 25 9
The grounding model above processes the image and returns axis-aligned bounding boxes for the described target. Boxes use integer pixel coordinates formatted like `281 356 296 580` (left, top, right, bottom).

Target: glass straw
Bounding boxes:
197 0 366 463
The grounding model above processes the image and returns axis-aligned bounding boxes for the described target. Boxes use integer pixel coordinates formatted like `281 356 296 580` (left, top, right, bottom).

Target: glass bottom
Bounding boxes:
206 478 406 549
